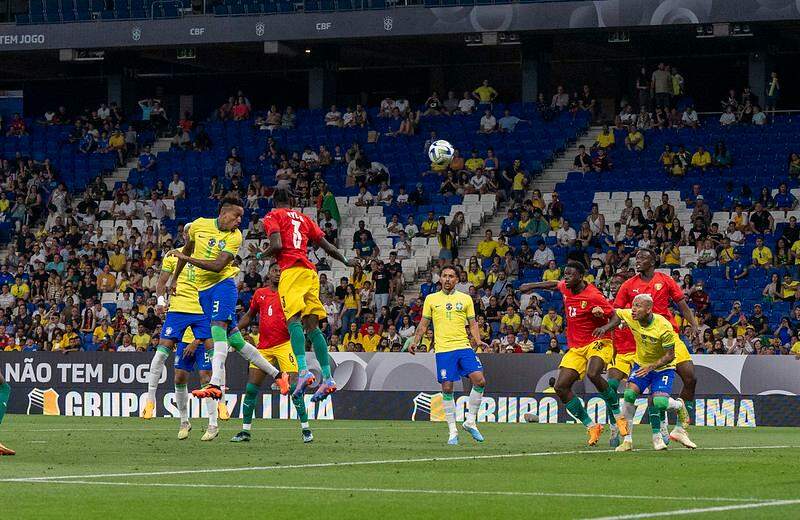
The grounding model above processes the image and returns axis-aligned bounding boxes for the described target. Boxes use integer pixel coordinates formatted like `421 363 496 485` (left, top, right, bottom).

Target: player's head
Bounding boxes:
635 248 658 273
272 188 292 208
180 223 191 243
563 261 586 290
267 262 281 286
440 266 458 292
218 195 244 231
609 274 625 296
631 293 654 321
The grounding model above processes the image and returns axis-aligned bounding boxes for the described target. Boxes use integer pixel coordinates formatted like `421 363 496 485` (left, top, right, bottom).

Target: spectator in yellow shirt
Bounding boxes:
472 79 498 105
691 146 712 171
494 236 510 258
625 128 644 151
476 230 498 259
594 124 615 150
464 149 485 172
10 276 30 300
360 325 382 352
93 320 115 348
501 306 522 333
107 247 127 272
751 237 773 268
541 308 564 337
60 324 81 352
420 211 439 237
0 192 9 213
132 331 152 351
662 242 681 267
342 322 364 349
542 260 561 282
467 265 486 289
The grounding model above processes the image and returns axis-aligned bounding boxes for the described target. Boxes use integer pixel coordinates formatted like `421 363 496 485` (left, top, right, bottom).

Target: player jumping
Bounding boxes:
169 197 286 407
614 249 697 448
231 263 313 444
173 330 219 441
0 372 13 455
520 261 628 446
408 265 489 446
593 294 692 451
259 189 358 403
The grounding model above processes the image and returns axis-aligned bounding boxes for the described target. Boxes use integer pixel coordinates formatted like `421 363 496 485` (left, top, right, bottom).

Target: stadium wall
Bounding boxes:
3 353 799 426
2 1 800 52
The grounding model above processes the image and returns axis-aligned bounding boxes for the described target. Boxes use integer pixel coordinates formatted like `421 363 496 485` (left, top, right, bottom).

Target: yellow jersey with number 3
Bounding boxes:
422 290 475 353
615 309 677 371
161 256 203 314
187 217 242 290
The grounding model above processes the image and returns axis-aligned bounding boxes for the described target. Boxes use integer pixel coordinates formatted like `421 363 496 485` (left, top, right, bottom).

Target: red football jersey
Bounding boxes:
262 207 324 271
612 326 637 354
249 287 290 350
614 271 684 332
557 280 614 349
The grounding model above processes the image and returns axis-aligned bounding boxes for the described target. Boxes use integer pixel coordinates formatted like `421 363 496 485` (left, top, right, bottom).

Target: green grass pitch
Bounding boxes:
2 415 799 519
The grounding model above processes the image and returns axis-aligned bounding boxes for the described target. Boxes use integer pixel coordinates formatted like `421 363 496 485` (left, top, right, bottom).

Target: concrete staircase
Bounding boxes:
401 125 602 302
104 137 172 190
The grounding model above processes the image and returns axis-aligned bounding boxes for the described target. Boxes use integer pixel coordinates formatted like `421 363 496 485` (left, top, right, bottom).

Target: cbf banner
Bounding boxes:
2 352 800 425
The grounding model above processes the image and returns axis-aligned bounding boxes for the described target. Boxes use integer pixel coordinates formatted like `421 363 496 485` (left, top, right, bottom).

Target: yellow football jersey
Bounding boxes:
161 255 203 314
182 327 195 344
187 217 242 290
422 290 475 353
615 309 677 371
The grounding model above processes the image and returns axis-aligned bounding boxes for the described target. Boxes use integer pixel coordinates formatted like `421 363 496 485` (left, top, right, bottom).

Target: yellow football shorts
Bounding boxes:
674 336 692 365
608 351 637 377
559 339 614 379
249 340 298 372
278 266 326 320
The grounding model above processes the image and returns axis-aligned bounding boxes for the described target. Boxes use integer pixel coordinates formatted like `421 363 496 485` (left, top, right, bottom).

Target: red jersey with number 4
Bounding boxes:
557 280 614 348
262 208 324 271
249 287 290 350
614 272 684 332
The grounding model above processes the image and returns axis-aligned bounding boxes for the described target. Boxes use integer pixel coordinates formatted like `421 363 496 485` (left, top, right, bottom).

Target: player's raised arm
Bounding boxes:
518 281 558 293
593 310 621 338
408 316 430 355
154 266 173 313
314 235 360 267
172 249 234 273
675 299 699 337
258 231 283 260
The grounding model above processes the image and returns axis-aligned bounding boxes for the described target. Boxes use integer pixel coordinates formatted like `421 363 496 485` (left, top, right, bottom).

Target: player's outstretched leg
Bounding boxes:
228 331 288 395
672 361 697 448
588 357 627 440
193 324 231 400
143 344 171 418
605 372 626 448
217 365 230 421
0 375 14 455
667 397 696 449
201 396 219 441
309 325 337 403
462 371 486 442
287 318 317 398
555 368 602 446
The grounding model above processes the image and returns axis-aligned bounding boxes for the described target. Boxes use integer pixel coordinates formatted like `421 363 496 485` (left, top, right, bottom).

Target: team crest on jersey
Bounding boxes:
208 238 216 247
581 301 587 309
165 327 172 336
218 240 226 249
445 303 453 311
654 283 663 291
455 302 464 311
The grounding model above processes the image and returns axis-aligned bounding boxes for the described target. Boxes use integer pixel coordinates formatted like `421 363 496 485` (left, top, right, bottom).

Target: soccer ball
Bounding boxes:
428 139 455 166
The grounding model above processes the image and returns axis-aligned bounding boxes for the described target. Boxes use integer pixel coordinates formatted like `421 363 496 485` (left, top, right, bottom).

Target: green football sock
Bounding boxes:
307 327 331 379
607 378 620 393
0 382 10 424
648 406 662 433
287 321 308 372
566 396 594 427
228 330 246 352
290 384 309 424
242 383 260 427
600 386 621 416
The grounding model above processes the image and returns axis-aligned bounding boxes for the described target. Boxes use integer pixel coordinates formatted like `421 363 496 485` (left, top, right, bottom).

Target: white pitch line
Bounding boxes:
2 444 797 483
6 425 425 433
582 499 800 519
3 479 779 504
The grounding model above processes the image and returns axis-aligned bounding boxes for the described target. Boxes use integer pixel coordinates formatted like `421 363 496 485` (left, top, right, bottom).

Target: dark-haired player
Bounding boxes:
520 261 628 446
408 265 489 445
172 197 285 433
260 189 358 403
614 249 697 448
